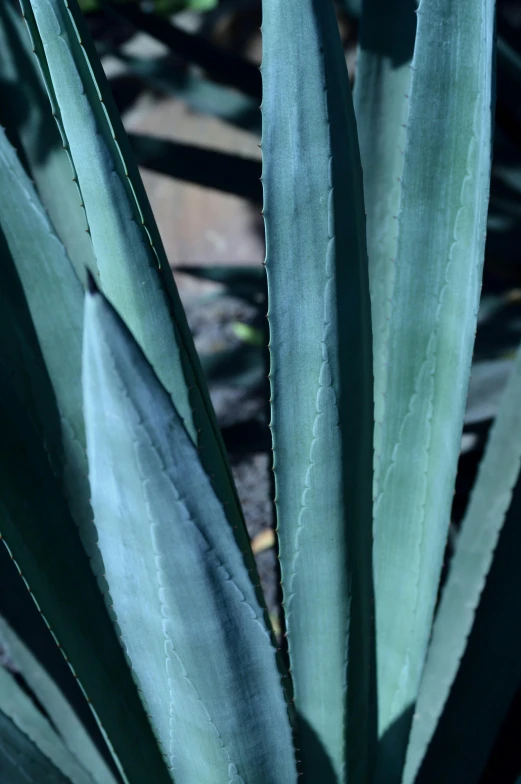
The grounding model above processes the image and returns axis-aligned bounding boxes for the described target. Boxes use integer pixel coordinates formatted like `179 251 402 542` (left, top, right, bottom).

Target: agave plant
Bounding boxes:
1 0 519 782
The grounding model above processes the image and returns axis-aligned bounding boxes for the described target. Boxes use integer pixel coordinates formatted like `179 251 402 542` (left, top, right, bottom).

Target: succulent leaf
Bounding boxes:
0 0 97 282
22 0 257 607
0 662 96 784
0 616 117 784
0 362 172 784
367 0 494 775
83 285 297 784
0 710 72 784
353 0 417 503
262 1 375 781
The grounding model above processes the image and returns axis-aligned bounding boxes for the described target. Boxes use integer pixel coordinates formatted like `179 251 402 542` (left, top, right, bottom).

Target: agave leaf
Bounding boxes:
262 1 375 781
368 0 494 775
0 616 117 784
0 126 92 554
0 711 71 784
23 0 255 591
353 0 417 502
0 663 96 784
0 0 96 282
82 284 297 784
403 345 521 782
0 363 172 784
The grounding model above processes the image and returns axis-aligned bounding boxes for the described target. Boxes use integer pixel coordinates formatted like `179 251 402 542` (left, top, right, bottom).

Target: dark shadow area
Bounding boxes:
296 712 338 784
128 132 262 202
415 476 521 784
357 0 416 67
374 705 415 783
481 683 521 783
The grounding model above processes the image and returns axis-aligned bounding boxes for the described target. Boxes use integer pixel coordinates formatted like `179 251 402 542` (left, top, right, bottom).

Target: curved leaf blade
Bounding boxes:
83 284 297 784
23 0 256 605
0 711 71 784
0 663 95 784
0 0 97 282
0 126 92 555
0 363 172 784
0 616 117 784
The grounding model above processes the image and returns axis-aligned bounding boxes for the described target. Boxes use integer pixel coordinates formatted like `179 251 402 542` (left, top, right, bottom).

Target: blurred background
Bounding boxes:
2 0 521 779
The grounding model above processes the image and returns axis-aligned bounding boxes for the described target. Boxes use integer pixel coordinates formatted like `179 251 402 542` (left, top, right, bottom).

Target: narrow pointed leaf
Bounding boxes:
262 1 375 781
22 0 256 594
83 286 297 784
0 0 97 281
0 711 71 784
369 0 494 775
0 616 117 784
0 126 92 556
0 664 96 784
404 345 521 782
0 364 173 784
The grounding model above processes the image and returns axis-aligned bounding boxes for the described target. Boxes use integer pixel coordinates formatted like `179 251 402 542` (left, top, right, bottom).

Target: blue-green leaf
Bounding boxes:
0 0 96 281
0 363 172 784
261 1 374 781
23 0 255 601
0 711 71 784
0 125 91 556
353 0 417 503
83 284 297 784
368 0 494 776
0 662 96 784
0 616 117 784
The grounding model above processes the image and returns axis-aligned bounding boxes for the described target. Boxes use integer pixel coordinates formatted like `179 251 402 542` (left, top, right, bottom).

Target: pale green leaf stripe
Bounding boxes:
353 0 416 500
403 345 521 783
0 617 117 784
22 0 257 603
0 664 95 784
0 0 96 282
262 1 374 781
83 286 297 784
0 363 173 784
371 0 494 777
0 710 72 784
